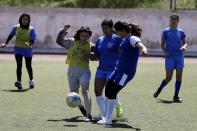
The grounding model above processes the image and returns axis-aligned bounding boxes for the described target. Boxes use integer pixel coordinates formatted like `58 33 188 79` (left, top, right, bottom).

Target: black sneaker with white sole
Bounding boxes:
173 96 183 102
15 81 22 90
84 114 93 122
29 80 35 89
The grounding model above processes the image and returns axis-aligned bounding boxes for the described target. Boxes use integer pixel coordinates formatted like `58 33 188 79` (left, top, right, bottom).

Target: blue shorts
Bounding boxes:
109 70 135 87
165 55 184 70
14 47 33 57
95 69 112 80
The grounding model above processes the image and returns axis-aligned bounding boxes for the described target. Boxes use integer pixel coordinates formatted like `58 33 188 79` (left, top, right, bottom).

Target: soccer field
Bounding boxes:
0 54 197 131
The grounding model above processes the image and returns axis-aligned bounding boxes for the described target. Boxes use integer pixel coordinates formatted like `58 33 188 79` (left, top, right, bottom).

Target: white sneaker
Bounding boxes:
97 116 112 125
29 80 34 89
104 118 112 125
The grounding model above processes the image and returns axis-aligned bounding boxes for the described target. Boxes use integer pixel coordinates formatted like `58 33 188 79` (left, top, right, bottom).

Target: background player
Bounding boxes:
0 13 37 90
153 14 187 102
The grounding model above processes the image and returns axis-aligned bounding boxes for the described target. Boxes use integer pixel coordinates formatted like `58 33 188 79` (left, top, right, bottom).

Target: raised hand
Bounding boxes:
64 24 71 31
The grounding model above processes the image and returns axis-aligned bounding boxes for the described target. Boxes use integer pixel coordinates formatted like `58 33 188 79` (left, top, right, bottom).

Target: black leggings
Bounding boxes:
15 54 33 81
105 80 124 99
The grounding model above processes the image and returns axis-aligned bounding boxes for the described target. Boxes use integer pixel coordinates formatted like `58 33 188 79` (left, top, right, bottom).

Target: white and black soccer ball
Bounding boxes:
66 92 81 108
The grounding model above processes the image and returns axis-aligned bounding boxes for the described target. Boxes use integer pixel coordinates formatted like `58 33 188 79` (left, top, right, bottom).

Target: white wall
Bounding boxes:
0 8 197 51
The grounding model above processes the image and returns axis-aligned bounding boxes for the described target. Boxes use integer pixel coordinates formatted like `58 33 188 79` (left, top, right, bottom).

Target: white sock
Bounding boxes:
105 99 116 121
116 97 118 104
96 96 106 116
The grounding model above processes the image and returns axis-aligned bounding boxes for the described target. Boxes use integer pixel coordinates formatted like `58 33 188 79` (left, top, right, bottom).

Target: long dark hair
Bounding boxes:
114 21 131 33
114 21 142 37
19 13 30 29
129 23 142 38
74 26 92 41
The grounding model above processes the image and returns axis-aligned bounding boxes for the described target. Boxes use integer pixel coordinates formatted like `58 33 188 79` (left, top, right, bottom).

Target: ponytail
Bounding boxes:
129 23 142 38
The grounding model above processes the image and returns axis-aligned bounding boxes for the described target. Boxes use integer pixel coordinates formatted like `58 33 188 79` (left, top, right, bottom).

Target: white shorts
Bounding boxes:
67 66 91 93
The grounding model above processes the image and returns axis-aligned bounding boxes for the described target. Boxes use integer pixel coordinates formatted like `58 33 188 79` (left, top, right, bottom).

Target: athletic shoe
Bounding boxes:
116 102 123 118
173 96 183 102
153 91 159 98
15 81 22 90
97 116 112 125
93 114 102 121
84 114 93 122
29 80 35 89
79 105 87 117
153 87 163 98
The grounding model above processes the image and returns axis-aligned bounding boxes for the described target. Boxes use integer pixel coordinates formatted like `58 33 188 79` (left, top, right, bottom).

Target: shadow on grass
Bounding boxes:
1 88 32 93
92 117 140 130
48 116 83 127
63 124 78 127
48 116 83 123
106 123 141 131
156 99 182 104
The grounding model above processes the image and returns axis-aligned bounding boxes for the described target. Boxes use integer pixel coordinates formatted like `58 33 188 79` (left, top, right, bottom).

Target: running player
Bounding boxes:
153 14 187 102
0 13 37 90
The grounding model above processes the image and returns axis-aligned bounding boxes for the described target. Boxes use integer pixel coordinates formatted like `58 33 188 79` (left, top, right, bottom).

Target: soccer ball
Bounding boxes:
66 92 81 108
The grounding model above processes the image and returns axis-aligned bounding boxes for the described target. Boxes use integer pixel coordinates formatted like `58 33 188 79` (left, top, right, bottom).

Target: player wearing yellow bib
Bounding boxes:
0 13 37 90
56 24 94 122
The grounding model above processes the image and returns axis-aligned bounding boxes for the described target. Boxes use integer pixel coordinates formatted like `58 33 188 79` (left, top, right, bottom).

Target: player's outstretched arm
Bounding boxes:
56 24 74 49
0 34 14 48
136 42 148 56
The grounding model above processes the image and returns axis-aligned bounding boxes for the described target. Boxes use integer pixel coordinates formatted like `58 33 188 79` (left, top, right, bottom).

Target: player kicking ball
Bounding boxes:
97 21 147 125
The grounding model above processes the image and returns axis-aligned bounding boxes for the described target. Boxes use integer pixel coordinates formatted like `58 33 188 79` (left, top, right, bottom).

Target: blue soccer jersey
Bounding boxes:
110 35 141 86
162 27 186 57
94 33 122 71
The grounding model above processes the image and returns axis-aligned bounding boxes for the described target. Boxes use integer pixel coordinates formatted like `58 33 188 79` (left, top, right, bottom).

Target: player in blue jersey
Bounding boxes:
97 21 147 125
94 19 123 119
153 15 187 102
0 13 37 90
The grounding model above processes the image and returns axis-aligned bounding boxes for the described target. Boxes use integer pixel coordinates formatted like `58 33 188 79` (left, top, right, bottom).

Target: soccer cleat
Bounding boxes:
173 96 183 102
97 116 112 125
79 105 87 117
93 114 102 121
153 88 163 98
153 92 159 98
84 114 93 122
29 80 35 89
15 81 22 90
116 102 123 118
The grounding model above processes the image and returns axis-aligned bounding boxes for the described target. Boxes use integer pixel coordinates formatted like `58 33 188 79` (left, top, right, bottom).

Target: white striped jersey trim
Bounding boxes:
119 74 128 86
109 70 115 79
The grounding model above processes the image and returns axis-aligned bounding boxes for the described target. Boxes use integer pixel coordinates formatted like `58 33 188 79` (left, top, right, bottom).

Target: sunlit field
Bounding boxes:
0 54 197 131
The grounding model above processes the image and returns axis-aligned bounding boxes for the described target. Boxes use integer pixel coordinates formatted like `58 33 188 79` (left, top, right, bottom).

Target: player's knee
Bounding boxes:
105 87 117 99
165 77 172 82
176 76 182 81
94 88 102 96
